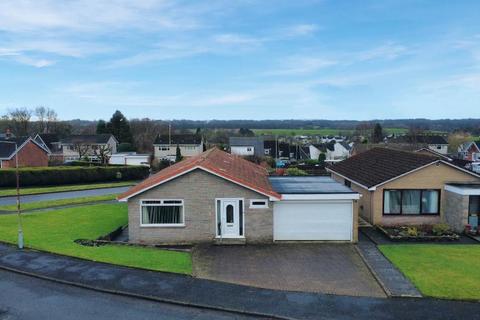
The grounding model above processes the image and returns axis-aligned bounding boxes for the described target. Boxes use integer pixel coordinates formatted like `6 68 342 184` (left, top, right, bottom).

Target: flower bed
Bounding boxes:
377 224 460 242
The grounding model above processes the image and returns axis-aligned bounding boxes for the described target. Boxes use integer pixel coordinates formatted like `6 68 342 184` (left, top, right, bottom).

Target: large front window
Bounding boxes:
141 200 184 226
384 189 440 215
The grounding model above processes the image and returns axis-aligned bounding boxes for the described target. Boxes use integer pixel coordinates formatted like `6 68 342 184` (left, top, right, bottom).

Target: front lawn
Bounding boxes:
379 245 480 300
0 203 192 275
0 194 116 212
0 180 136 197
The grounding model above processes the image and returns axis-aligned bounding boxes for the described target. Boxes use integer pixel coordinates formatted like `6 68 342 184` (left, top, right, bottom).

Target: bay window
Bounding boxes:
141 200 184 226
383 189 440 215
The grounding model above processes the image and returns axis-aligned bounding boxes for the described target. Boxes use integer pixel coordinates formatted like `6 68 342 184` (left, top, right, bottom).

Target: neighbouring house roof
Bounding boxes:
59 134 116 145
118 148 281 201
34 133 59 152
0 141 17 159
389 135 448 145
0 136 47 159
154 134 202 145
458 141 480 153
229 136 264 147
269 176 355 194
327 147 475 189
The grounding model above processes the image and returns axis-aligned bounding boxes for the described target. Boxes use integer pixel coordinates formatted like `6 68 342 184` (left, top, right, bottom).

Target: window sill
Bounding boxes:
140 224 186 228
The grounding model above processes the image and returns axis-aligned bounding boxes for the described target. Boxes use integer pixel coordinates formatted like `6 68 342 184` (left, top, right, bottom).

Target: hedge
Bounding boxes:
0 166 149 187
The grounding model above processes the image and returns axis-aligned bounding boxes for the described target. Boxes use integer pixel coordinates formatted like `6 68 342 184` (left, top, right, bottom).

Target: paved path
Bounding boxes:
193 243 385 297
0 243 479 320
0 186 129 206
0 269 256 320
357 230 422 297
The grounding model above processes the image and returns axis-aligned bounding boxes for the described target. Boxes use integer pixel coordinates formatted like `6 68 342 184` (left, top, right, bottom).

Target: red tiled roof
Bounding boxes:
118 148 281 201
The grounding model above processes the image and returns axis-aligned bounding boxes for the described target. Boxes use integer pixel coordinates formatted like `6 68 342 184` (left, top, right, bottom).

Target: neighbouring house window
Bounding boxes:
249 199 268 209
383 189 440 215
470 196 480 215
344 179 351 188
239 200 244 236
140 200 184 226
265 149 270 155
160 147 170 151
247 147 252 152
216 200 222 236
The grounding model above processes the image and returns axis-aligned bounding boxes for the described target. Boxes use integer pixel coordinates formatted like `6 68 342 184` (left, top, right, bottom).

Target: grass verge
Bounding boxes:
0 203 192 275
379 244 480 300
0 194 117 212
0 181 136 197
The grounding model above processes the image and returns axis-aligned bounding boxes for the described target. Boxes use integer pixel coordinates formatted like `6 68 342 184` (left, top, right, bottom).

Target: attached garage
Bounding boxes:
269 177 359 242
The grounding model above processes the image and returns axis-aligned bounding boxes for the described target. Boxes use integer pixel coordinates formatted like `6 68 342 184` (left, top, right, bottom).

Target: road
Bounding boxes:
0 186 130 206
0 269 259 320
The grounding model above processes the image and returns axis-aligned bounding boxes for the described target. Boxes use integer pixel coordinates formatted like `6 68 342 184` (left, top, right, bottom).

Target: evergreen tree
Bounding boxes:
372 123 384 143
106 110 133 144
318 153 326 167
96 120 108 134
175 144 183 162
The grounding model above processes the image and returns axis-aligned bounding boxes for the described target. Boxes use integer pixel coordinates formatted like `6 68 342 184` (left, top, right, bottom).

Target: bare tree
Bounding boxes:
130 118 166 153
7 108 32 136
35 106 47 133
73 143 90 160
46 108 58 133
93 144 112 165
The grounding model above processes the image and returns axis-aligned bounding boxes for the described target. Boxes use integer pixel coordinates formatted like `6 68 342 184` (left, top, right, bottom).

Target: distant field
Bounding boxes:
252 128 409 136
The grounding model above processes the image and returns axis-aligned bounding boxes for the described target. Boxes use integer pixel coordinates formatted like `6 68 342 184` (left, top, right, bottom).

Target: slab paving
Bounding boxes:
357 230 421 297
193 243 386 298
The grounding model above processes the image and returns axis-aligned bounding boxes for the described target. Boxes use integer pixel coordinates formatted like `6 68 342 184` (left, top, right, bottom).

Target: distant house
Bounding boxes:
153 134 203 162
0 136 49 168
458 141 480 161
388 135 449 155
109 152 151 167
263 140 307 161
49 134 118 162
229 136 264 157
309 141 351 162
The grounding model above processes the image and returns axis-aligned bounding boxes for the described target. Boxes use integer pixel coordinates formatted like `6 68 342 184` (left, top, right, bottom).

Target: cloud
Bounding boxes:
13 55 55 68
282 24 319 37
356 42 409 61
266 56 337 75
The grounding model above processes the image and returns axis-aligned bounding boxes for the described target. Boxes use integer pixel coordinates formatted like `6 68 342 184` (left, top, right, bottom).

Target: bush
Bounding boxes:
406 227 419 237
285 167 308 176
0 166 149 187
432 223 451 236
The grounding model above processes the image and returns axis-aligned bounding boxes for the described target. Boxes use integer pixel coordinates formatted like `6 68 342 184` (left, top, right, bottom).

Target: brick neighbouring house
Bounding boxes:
0 137 50 168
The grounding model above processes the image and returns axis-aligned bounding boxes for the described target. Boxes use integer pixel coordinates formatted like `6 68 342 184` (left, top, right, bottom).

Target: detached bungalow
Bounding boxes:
328 148 480 232
119 148 359 244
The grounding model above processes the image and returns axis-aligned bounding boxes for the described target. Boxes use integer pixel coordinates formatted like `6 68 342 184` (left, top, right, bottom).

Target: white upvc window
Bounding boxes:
140 199 185 227
249 199 268 209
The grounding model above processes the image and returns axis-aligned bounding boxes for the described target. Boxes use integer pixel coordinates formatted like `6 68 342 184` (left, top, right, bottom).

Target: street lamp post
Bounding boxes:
15 142 24 249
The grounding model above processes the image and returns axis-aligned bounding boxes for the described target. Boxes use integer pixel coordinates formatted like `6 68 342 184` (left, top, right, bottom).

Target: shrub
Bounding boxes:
432 223 451 236
0 166 149 187
407 226 419 237
285 167 308 176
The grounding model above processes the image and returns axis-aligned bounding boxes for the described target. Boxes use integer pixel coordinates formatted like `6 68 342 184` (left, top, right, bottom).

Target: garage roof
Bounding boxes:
269 176 356 194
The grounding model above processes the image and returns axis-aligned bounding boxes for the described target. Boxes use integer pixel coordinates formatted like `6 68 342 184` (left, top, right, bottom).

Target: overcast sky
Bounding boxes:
0 0 479 121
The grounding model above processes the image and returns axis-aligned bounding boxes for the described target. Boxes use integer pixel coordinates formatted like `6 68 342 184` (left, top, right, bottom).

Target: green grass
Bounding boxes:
0 181 137 197
252 128 409 136
0 194 117 212
0 203 192 274
379 245 480 300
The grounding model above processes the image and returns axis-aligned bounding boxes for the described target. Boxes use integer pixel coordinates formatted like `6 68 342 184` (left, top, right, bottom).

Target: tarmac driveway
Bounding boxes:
193 243 386 298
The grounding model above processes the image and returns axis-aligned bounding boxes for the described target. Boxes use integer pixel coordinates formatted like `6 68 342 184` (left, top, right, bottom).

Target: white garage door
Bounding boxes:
273 201 353 241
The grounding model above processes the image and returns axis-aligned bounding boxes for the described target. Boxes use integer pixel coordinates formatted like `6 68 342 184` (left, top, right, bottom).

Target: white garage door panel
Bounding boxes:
274 201 352 241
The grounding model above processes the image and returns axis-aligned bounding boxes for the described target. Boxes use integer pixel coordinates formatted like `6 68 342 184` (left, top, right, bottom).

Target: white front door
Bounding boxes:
220 200 240 238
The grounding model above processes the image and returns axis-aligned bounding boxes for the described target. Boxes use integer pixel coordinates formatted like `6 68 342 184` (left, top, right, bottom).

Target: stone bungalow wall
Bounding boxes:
128 169 273 245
